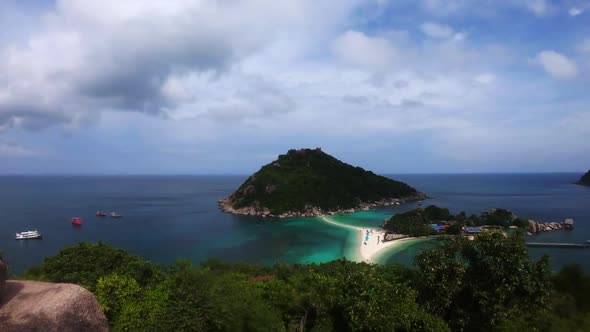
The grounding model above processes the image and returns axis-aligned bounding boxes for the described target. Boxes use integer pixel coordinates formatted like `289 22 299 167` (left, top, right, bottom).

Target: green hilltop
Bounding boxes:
220 148 423 216
577 170 590 186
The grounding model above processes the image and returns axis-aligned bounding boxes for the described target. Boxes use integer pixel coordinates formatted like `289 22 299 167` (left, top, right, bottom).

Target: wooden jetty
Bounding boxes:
526 242 590 249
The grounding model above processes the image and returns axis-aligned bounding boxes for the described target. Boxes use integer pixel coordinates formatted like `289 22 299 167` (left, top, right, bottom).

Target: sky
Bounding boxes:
0 0 589 174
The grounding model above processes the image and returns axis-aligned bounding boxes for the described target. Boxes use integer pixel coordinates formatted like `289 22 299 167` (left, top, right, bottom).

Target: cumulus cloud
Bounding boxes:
1 0 589 173
332 30 398 68
420 22 454 38
0 0 357 130
569 7 584 16
535 51 578 79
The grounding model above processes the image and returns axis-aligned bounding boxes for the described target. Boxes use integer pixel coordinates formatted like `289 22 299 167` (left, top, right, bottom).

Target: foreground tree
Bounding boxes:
414 231 552 331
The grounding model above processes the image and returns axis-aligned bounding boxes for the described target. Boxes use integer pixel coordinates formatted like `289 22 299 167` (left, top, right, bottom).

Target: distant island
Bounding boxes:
219 148 425 218
576 170 590 186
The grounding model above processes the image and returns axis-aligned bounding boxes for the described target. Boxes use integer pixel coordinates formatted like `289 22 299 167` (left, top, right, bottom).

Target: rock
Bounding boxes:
0 280 109 332
528 220 537 234
0 259 6 299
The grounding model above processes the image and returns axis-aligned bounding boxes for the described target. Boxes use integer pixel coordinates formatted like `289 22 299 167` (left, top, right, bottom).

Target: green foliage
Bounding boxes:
479 208 515 227
96 274 142 322
229 148 419 214
21 241 162 292
414 231 552 331
422 205 452 221
514 217 529 229
445 222 463 235
20 240 590 332
552 264 590 314
383 205 446 236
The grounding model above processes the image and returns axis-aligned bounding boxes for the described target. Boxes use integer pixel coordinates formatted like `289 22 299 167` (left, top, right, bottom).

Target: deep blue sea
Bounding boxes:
0 173 589 275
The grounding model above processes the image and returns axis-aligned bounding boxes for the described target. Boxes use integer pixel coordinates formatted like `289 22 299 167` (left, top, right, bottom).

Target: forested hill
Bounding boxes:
577 170 590 186
219 148 423 217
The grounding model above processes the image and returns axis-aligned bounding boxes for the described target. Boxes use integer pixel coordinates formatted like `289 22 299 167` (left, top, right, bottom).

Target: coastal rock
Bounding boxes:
218 193 426 218
0 280 109 332
527 219 573 235
0 259 6 299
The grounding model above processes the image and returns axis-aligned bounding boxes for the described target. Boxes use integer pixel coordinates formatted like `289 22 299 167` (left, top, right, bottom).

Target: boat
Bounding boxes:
15 230 42 240
71 217 82 226
96 211 107 217
110 212 122 218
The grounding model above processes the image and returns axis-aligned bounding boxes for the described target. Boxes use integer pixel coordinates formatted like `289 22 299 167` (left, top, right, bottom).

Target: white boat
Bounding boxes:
110 212 122 218
15 230 42 240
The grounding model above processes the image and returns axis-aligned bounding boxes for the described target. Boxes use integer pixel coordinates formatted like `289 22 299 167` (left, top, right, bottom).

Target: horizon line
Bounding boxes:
0 171 584 177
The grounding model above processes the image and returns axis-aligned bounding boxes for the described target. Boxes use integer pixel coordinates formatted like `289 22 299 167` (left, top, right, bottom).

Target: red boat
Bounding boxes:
71 217 82 226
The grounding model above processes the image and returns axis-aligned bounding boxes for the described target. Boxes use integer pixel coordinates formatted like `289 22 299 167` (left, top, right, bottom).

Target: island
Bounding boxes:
576 170 590 186
321 205 576 263
218 148 425 218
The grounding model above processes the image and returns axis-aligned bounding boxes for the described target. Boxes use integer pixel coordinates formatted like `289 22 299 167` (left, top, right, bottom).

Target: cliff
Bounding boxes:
576 170 590 186
219 148 424 217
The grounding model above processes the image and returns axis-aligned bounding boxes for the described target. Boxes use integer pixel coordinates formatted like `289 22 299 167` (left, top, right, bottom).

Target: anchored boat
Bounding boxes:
15 230 42 240
110 212 122 218
96 211 107 217
71 217 82 226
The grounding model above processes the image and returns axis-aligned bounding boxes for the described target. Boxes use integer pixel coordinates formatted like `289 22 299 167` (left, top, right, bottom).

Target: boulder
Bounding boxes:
0 280 109 332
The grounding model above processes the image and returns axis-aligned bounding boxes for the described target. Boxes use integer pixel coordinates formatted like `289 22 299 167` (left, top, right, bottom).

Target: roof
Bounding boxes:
466 226 484 233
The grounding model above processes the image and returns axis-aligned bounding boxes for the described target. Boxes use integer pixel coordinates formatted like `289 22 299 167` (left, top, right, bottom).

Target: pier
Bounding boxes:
526 242 590 249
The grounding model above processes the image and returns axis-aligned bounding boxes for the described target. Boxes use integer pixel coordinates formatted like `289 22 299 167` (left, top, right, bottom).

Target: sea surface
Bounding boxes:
0 173 589 275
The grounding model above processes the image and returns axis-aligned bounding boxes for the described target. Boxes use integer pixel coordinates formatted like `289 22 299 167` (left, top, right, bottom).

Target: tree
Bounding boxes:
414 231 551 331
96 274 142 322
445 223 463 235
22 242 162 292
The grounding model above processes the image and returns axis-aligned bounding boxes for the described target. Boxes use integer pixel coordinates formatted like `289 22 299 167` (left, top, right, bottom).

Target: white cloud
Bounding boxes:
0 142 35 157
452 32 467 42
474 73 496 84
525 0 550 16
569 7 584 16
535 51 578 79
420 22 454 39
1 0 589 173
0 0 359 130
332 30 398 68
577 39 590 55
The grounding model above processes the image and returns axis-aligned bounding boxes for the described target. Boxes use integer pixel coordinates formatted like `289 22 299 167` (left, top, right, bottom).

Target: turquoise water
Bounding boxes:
1 173 589 275
374 239 438 266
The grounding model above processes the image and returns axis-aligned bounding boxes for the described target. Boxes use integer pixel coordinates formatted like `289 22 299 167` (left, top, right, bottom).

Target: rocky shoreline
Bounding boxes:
527 219 575 235
217 192 427 218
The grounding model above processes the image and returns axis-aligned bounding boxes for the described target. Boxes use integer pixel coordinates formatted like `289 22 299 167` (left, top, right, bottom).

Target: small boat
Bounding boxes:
96 211 107 217
71 217 82 226
15 230 42 240
110 212 122 218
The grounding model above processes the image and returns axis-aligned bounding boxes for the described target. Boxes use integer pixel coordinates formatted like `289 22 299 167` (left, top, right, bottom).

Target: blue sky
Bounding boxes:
0 0 589 174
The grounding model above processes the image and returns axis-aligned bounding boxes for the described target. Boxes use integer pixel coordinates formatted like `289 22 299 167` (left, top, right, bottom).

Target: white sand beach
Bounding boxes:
320 216 415 263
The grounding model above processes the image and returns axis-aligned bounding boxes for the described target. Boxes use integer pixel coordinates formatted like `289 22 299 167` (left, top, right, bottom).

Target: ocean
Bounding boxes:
0 173 589 275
